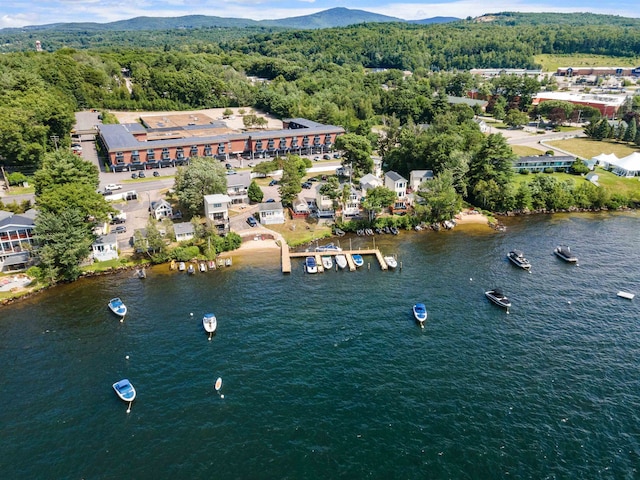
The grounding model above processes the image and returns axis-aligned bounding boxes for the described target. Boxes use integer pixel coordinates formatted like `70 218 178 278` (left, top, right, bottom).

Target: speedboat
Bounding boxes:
334 228 346 237
412 303 427 327
305 256 318 274
383 255 397 269
113 379 136 412
187 264 195 274
352 254 364 267
321 255 333 270
108 297 127 318
485 289 512 310
555 245 578 263
199 262 207 272
508 250 531 270
178 261 186 271
335 254 347 270
203 313 217 340
315 243 342 252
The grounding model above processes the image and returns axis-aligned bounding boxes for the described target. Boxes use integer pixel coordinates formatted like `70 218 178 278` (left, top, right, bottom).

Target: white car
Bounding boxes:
105 184 122 191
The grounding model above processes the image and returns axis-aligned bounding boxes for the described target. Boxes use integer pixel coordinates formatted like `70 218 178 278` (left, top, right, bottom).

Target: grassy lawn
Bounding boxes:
511 170 581 186
512 145 547 156
266 217 333 247
547 137 640 159
534 54 640 72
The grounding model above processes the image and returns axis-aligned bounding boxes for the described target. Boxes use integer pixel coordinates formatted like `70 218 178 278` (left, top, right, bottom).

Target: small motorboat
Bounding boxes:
208 260 216 270
485 289 512 311
383 226 391 234
305 256 318 274
315 243 342 252
203 313 217 340
356 229 365 236
136 268 146 279
108 297 127 318
365 228 374 236
443 220 455 230
335 254 348 270
383 255 397 269
390 226 399 235
170 259 177 270
352 254 364 268
508 250 531 270
178 261 186 271
199 262 207 272
321 255 333 270
113 378 136 413
412 303 427 327
334 228 346 237
187 264 195 274
555 245 578 263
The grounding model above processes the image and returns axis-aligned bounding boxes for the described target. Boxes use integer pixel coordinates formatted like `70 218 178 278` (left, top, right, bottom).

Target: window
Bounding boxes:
161 148 170 160
204 144 212 156
146 149 155 161
115 152 125 164
176 147 184 159
190 146 199 157
131 150 140 163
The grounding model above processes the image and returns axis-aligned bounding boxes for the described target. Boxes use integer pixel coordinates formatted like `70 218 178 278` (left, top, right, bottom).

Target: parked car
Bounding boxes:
323 154 331 160
153 171 160 177
71 144 82 153
131 172 138 179
138 171 146 178
225 163 232 169
265 198 275 203
313 156 320 161
333 153 341 159
269 179 278 186
113 226 127 234
226 170 237 175
102 189 113 196
308 177 318 182
246 216 258 227
105 183 122 191
110 217 125 225
302 182 312 189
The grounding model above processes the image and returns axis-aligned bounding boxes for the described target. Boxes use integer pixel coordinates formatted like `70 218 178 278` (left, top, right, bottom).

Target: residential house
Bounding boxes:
343 185 361 218
174 222 195 242
314 183 335 218
150 199 173 220
92 233 118 262
0 209 37 272
359 173 383 196
203 194 231 233
409 170 434 191
258 201 285 225
227 171 251 205
384 171 408 212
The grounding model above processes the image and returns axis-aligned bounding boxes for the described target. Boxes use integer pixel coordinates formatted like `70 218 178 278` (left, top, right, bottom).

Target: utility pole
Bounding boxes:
50 135 59 151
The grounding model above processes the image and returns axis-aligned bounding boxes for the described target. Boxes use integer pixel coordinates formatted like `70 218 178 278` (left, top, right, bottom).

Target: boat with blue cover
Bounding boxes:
412 303 427 327
352 254 364 267
108 297 127 318
305 256 318 274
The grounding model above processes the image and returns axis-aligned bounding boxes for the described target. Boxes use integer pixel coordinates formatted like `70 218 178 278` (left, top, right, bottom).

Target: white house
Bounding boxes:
258 201 285 225
343 185 361 218
359 173 383 195
173 222 195 242
227 172 251 205
203 194 231 233
409 170 434 191
150 199 173 220
92 233 118 262
384 171 408 211
314 183 335 218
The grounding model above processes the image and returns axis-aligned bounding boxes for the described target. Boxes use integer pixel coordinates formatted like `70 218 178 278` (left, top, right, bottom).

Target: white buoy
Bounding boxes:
125 355 129 360
221 394 225 399
190 312 193 316
470 278 473 281
568 301 571 305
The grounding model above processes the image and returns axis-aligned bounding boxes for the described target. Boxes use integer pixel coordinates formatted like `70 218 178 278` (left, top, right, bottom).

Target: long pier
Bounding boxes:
284 248 390 273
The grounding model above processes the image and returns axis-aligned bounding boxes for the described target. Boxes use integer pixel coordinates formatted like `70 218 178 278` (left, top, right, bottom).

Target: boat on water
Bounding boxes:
315 243 342 252
617 291 635 300
305 256 318 274
199 262 207 272
390 226 399 235
443 220 455 230
383 255 397 269
178 261 186 271
170 259 176 270
412 303 427 327
136 268 146 279
334 228 346 237
108 297 127 318
321 255 333 270
507 250 531 270
335 254 348 269
352 254 364 267
485 289 512 310
365 228 374 236
203 313 217 339
113 378 136 402
356 229 365 236
555 245 578 263
187 264 195 274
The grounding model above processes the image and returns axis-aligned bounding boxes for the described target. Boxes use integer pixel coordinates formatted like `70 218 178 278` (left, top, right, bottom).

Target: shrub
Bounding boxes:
7 172 28 186
543 168 555 174
545 150 555 156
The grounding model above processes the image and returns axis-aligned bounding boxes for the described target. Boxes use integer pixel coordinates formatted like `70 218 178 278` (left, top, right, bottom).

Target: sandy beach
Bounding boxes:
454 209 491 226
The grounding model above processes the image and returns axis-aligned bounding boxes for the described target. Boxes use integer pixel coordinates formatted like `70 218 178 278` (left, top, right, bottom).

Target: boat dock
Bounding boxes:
283 248 390 273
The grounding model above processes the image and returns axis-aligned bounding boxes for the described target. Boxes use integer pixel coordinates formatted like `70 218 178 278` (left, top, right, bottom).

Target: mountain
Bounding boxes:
2 8 458 33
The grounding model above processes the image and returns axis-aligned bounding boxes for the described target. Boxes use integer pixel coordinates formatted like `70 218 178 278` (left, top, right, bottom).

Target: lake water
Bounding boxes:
2 212 640 478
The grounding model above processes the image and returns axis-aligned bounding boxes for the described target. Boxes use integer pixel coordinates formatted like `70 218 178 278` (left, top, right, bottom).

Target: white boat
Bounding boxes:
108 297 127 318
113 378 136 412
443 220 455 230
335 254 347 269
203 313 217 339
485 289 512 311
199 262 207 272
412 303 427 327
617 291 635 300
555 245 578 263
315 243 342 252
321 255 333 270
178 261 186 271
305 256 318 274
383 255 397 269
508 250 531 270
352 254 364 267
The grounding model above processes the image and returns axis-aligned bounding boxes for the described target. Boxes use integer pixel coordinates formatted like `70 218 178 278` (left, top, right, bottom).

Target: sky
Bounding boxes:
1 0 639 29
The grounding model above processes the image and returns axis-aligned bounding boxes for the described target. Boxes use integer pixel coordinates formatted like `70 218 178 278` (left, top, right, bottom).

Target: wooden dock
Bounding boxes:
285 248 389 273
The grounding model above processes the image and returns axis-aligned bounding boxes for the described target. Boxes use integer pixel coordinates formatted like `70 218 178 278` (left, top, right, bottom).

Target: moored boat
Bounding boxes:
507 250 531 270
178 261 186 271
136 268 146 278
412 303 427 327
199 262 207 272
108 297 127 318
383 255 397 269
202 313 217 340
334 228 346 237
555 245 578 263
187 264 195 274
321 255 333 270
485 289 512 311
170 259 176 270
305 256 318 274
113 378 136 403
390 226 399 235
335 254 348 270
352 254 364 267
315 243 342 252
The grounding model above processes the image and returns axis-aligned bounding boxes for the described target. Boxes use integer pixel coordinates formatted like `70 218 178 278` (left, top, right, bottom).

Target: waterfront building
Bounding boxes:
512 155 577 173
0 210 36 272
203 194 232 234
258 202 285 225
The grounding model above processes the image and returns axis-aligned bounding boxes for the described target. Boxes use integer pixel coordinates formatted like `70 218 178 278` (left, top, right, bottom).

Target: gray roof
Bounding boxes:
151 199 172 210
94 233 117 245
259 201 283 212
385 171 406 182
0 213 36 231
173 222 195 235
227 171 251 188
516 155 575 164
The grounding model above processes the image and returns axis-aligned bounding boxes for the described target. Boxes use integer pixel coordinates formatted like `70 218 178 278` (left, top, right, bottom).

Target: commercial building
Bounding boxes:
531 91 628 119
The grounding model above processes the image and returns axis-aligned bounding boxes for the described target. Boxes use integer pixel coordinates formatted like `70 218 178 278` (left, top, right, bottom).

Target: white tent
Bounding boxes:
610 152 640 177
592 153 619 169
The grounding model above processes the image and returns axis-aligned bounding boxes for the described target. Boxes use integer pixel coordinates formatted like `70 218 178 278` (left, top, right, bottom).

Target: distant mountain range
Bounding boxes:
3 8 460 32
